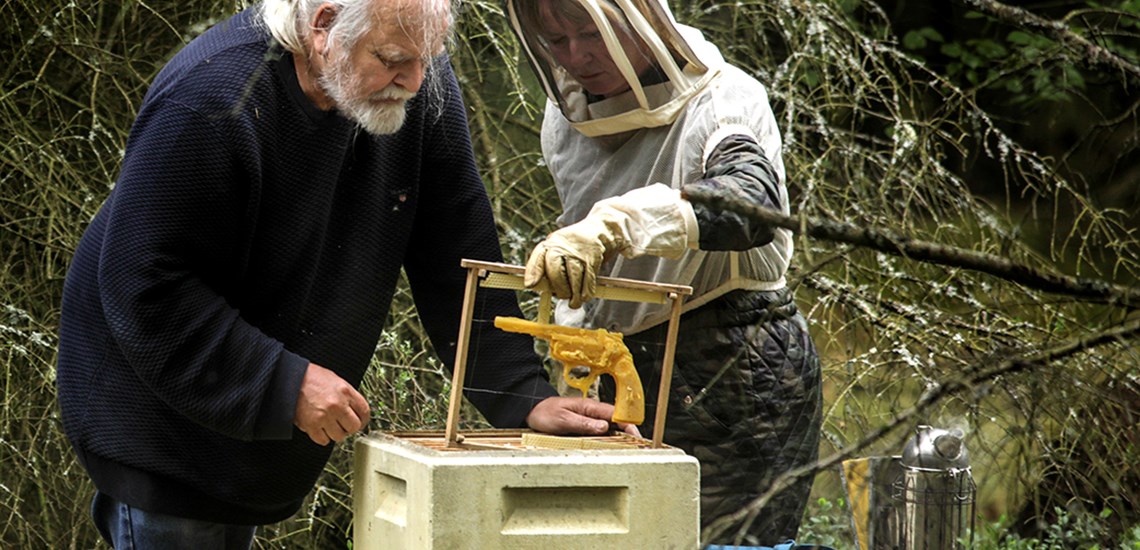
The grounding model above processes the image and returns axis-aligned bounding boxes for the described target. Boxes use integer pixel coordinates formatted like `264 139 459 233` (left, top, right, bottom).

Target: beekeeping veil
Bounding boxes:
506 0 720 137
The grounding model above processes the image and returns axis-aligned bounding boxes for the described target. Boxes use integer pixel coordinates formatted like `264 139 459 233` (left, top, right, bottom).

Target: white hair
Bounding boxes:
261 0 452 53
260 0 456 106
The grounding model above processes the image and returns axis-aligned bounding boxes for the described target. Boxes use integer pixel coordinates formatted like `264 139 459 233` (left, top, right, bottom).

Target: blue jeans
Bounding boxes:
91 492 256 549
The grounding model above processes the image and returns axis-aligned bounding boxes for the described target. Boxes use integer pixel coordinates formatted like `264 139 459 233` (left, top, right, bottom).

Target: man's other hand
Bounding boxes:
525 396 641 437
294 363 370 445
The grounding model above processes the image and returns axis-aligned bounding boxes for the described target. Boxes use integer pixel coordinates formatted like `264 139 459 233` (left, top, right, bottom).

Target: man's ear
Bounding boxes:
309 3 338 56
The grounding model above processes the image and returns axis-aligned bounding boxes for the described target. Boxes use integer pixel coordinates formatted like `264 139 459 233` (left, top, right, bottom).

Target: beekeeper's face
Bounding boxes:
534 0 653 98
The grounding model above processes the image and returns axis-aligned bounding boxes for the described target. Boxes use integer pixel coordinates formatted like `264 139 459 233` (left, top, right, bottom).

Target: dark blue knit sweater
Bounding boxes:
56 7 556 525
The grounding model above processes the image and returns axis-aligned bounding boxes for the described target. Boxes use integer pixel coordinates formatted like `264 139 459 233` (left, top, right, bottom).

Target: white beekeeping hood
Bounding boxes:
506 0 721 136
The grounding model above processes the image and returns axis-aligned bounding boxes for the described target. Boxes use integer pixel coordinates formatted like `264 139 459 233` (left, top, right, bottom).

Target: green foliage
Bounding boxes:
798 497 854 548
971 508 1140 550
899 2 1139 107
903 20 1082 105
801 498 1140 549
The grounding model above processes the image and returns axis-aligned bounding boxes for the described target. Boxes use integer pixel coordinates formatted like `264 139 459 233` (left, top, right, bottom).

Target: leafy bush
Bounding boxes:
800 498 1140 549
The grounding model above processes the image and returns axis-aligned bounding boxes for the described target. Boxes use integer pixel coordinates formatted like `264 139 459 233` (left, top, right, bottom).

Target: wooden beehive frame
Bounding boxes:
445 259 692 449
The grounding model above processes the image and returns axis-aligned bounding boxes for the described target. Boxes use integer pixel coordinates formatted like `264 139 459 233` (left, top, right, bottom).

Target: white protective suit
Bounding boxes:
507 1 823 544
507 0 793 334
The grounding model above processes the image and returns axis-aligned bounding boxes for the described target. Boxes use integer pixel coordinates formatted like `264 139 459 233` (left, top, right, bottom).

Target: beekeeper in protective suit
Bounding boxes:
506 0 823 544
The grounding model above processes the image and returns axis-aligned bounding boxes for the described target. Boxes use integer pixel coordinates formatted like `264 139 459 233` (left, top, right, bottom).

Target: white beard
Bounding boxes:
320 53 415 136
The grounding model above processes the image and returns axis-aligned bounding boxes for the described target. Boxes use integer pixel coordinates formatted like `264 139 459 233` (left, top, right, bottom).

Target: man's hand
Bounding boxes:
294 363 370 445
526 396 641 437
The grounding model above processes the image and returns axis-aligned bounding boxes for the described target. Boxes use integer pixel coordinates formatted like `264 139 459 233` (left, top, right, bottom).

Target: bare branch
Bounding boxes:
682 185 1140 307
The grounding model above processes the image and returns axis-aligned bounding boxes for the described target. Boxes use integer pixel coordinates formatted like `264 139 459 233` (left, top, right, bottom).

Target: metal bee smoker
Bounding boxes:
894 425 977 549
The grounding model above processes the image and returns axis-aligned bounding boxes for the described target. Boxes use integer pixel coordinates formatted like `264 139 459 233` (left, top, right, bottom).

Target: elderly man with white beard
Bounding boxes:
54 0 627 547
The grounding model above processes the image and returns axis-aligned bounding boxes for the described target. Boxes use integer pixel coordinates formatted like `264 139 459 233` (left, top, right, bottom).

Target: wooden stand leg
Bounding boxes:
652 292 684 448
445 267 481 447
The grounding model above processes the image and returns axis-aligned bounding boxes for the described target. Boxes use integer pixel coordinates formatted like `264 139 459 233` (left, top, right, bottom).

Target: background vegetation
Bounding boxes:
2 0 1138 548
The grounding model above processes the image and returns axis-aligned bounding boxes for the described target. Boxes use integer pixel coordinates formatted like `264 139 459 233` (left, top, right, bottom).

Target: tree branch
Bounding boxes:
682 185 1140 307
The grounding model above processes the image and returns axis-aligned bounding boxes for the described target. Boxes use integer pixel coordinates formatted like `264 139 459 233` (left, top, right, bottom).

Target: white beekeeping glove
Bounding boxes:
524 183 698 308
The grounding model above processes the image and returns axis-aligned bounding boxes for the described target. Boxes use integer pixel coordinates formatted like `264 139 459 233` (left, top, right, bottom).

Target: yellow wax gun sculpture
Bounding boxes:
494 317 645 425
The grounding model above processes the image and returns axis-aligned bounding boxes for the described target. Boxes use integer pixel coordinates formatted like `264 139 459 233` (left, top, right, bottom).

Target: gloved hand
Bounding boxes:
524 183 698 308
524 213 628 309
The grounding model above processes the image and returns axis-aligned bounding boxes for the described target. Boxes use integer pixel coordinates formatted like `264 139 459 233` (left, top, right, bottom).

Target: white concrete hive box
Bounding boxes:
353 430 699 549
352 260 699 550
